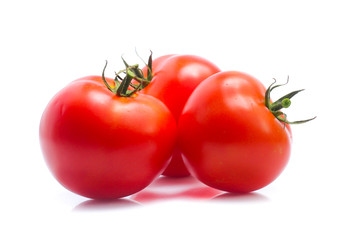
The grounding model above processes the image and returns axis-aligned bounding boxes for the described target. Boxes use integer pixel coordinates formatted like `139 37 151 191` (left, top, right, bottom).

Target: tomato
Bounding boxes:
141 55 220 177
40 75 176 199
178 71 294 192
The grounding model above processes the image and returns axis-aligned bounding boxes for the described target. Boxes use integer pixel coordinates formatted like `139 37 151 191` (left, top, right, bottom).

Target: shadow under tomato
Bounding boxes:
131 176 223 203
211 192 269 203
73 198 141 212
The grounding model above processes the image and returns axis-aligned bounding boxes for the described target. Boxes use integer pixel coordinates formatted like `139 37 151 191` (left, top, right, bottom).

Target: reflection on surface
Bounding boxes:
73 198 141 211
211 192 269 202
131 176 223 203
72 176 269 211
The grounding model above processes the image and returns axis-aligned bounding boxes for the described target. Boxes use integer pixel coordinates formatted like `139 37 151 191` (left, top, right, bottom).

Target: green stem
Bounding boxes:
270 98 291 111
265 78 316 124
101 52 153 97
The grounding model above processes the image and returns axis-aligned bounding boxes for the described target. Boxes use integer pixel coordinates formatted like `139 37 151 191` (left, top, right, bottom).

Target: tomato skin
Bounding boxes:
40 76 176 199
142 55 221 177
178 71 292 192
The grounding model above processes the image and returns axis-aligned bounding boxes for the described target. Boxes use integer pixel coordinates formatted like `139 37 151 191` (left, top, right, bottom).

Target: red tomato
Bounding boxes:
178 71 293 192
142 55 220 177
40 76 176 199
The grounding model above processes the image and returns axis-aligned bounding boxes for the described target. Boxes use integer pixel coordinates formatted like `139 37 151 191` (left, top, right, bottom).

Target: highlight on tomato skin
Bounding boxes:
178 71 303 193
39 76 177 200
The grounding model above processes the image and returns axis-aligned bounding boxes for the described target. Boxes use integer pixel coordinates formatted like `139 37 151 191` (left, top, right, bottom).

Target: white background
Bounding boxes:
1 0 349 239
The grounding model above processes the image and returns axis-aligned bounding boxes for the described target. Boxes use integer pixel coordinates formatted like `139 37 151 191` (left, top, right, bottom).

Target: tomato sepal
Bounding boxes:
101 52 153 97
265 77 316 125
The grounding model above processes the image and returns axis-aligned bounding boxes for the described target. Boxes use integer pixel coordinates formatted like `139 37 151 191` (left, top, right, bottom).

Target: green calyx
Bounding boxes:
102 52 153 97
265 77 316 125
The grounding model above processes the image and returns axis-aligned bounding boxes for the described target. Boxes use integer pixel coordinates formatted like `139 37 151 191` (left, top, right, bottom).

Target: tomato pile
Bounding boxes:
39 53 315 200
